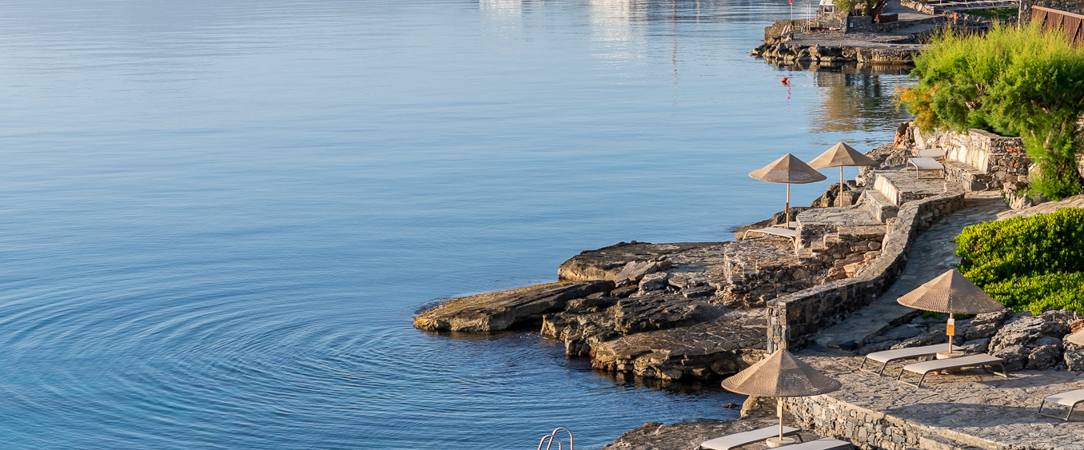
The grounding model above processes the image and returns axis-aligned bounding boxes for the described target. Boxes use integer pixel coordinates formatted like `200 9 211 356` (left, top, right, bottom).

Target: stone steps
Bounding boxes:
943 160 995 192
860 188 899 223
871 170 953 207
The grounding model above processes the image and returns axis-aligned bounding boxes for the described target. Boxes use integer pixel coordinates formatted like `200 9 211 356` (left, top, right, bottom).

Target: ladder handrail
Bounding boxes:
536 435 562 450
536 427 573 450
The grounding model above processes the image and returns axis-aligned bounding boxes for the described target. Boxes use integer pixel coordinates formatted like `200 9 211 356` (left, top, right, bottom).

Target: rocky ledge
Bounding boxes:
414 166 895 382
750 37 919 65
602 398 822 450
415 241 776 381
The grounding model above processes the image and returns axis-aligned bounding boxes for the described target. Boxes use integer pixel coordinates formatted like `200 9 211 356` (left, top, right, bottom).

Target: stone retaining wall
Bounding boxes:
912 126 1041 209
916 127 1030 192
766 193 966 351
787 394 996 450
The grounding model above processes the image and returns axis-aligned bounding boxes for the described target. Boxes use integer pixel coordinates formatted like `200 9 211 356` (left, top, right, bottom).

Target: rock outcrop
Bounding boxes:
413 281 613 332
986 311 1080 371
541 293 729 356
749 37 919 65
601 420 753 450
557 241 722 282
602 417 820 450
590 314 767 381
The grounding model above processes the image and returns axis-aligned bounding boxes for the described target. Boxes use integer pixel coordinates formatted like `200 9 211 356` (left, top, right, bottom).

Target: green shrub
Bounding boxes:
961 8 1017 21
896 24 1084 199
983 272 1084 315
955 208 1084 286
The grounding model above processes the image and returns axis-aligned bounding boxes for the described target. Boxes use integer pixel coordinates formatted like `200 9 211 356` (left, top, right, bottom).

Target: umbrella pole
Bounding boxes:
778 398 784 441
785 183 791 228
839 166 845 208
947 317 956 355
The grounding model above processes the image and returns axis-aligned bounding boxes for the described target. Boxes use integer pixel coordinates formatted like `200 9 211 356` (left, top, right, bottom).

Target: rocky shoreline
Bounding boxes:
413 116 1084 448
749 0 996 67
414 141 918 383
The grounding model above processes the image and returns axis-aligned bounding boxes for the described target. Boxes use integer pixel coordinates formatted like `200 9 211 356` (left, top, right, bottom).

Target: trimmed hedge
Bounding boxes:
955 208 1084 314
984 272 1084 315
955 208 1084 286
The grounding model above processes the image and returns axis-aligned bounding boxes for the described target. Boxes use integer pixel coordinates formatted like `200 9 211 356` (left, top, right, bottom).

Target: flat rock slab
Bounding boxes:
602 419 824 450
413 280 613 332
558 242 729 282
591 312 768 381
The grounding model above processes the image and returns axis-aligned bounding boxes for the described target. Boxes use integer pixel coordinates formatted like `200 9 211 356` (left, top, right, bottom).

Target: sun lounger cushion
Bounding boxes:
914 148 945 159
898 353 1008 388
742 226 798 240
908 157 944 171
775 438 853 450
1038 387 1084 421
698 425 800 450
862 344 965 375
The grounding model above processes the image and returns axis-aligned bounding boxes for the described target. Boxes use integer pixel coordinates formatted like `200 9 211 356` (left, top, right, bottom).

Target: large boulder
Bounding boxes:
989 314 1047 371
988 312 1075 371
962 309 1013 341
1065 341 1084 371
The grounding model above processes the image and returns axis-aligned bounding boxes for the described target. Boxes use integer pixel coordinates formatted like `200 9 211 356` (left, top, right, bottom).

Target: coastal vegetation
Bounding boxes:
960 7 1017 21
832 0 888 18
954 208 1084 314
896 24 1084 200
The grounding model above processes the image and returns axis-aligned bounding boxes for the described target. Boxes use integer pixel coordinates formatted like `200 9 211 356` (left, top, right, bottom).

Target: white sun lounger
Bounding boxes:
741 226 798 241
914 148 945 159
908 157 944 178
698 425 801 450
860 344 965 376
1038 387 1084 421
776 438 853 450
897 353 1008 388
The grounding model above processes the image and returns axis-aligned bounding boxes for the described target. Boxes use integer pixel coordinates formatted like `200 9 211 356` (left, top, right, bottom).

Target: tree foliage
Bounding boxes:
832 0 888 17
896 24 1084 199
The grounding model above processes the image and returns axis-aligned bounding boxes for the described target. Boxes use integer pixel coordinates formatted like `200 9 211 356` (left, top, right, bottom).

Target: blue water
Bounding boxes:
0 1 909 449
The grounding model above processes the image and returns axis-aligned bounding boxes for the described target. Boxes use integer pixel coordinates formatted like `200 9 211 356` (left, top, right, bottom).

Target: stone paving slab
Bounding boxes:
813 192 1008 351
800 355 1084 450
996 195 1084 220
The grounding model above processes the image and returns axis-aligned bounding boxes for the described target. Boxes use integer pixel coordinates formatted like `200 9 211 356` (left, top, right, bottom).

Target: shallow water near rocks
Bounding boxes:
0 0 908 448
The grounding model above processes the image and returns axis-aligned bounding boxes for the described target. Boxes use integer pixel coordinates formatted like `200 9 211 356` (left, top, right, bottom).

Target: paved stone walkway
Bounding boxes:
813 192 1009 352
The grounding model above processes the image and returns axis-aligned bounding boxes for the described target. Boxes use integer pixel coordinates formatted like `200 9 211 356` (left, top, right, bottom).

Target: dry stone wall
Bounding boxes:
786 394 993 450
916 127 1030 192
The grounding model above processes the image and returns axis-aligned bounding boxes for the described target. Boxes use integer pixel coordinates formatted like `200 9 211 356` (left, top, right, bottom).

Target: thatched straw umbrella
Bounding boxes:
721 349 841 446
808 142 877 208
897 269 1007 355
749 154 827 228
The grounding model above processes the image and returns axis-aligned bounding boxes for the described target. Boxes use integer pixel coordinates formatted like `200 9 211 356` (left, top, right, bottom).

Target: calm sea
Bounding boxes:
0 0 909 448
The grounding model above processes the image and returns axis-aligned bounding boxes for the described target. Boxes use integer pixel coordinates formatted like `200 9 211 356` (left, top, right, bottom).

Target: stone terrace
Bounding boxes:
790 355 1084 450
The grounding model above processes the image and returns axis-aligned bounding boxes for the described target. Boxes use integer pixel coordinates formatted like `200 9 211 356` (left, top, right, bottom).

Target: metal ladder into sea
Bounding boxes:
536 427 573 450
